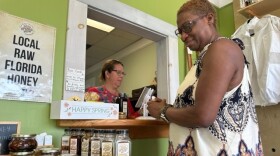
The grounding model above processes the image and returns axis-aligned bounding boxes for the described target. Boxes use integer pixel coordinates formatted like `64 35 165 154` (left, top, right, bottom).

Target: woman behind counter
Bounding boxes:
84 59 140 119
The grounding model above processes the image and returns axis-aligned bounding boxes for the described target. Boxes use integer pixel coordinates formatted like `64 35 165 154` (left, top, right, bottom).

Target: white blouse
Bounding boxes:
232 14 280 106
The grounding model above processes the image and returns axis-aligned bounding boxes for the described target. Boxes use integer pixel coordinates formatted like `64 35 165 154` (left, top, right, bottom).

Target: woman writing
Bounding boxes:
85 59 140 119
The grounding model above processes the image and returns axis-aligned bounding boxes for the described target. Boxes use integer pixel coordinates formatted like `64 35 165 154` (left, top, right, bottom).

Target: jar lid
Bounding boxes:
104 129 115 133
12 134 37 138
116 129 129 134
93 129 104 133
39 148 61 154
119 112 127 119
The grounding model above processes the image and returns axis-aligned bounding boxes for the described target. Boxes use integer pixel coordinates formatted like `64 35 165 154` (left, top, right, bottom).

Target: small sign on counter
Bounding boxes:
0 121 20 155
50 100 119 119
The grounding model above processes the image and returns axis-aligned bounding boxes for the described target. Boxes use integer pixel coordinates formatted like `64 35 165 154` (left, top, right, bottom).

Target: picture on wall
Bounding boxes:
0 11 56 103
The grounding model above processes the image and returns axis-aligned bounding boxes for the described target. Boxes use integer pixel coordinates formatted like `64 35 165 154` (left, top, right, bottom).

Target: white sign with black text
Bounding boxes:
0 11 56 103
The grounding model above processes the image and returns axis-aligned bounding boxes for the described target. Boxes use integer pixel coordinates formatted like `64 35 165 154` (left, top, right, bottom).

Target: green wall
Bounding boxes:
86 43 157 97
120 0 188 82
0 0 68 147
217 3 235 37
0 0 235 156
120 0 235 81
119 43 157 96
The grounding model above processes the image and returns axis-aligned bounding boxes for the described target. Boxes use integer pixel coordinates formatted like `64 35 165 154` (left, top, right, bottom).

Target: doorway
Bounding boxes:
65 0 179 103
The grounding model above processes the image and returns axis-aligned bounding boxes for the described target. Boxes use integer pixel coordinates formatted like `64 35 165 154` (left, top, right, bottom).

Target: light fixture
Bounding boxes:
87 18 115 32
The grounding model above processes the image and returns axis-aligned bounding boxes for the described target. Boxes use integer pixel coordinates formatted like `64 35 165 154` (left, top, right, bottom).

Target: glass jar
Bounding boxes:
119 112 127 119
81 129 92 156
8 134 37 153
115 129 131 156
61 128 71 154
90 129 103 156
36 148 61 156
101 129 115 156
69 129 81 155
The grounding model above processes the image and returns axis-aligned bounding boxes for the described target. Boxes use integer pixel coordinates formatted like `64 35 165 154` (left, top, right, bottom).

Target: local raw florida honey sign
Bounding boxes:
0 11 56 102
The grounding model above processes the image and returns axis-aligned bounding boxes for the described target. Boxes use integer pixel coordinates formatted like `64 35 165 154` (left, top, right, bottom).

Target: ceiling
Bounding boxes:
86 26 144 69
85 0 233 70
209 0 232 8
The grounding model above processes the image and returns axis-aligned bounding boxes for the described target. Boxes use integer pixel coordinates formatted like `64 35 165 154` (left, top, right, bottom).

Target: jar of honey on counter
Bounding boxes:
8 134 37 155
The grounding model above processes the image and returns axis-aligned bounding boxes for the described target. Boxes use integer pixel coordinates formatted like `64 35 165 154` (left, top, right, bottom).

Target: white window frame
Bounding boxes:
64 0 179 103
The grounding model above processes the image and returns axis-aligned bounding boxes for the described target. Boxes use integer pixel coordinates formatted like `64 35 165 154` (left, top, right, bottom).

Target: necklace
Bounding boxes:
199 37 228 60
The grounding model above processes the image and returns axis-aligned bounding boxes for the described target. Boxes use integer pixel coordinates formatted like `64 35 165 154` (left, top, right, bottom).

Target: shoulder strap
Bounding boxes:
231 38 249 66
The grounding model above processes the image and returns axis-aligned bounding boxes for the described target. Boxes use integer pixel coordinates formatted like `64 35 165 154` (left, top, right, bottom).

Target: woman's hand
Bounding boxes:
147 97 166 119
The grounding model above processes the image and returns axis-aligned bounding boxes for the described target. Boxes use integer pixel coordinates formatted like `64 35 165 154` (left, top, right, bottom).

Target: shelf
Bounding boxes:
238 0 280 18
56 119 169 139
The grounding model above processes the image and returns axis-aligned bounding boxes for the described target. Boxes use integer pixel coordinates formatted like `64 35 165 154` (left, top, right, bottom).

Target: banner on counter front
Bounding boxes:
0 11 56 103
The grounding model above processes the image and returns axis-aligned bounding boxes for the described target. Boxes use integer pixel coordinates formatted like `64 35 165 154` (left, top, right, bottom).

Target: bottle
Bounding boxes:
116 93 128 118
81 129 92 156
69 129 78 155
115 96 123 112
90 129 103 156
244 0 250 6
101 129 115 156
61 128 71 154
122 93 128 118
115 129 131 156
69 128 83 155
77 129 84 155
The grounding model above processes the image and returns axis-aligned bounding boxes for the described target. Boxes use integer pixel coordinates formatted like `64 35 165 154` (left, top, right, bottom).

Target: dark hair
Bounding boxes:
177 0 217 28
100 59 124 81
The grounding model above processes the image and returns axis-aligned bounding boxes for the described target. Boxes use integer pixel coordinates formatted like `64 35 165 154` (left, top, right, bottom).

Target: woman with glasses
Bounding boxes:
147 0 263 155
85 59 141 118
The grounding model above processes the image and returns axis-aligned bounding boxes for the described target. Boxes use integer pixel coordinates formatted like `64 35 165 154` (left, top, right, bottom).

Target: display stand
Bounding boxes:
135 87 156 120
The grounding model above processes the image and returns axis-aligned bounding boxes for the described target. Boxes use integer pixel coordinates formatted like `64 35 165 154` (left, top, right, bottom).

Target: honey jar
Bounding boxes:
8 134 37 153
119 112 127 119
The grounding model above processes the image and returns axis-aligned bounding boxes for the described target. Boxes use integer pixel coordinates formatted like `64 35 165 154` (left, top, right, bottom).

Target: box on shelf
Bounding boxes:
50 100 119 119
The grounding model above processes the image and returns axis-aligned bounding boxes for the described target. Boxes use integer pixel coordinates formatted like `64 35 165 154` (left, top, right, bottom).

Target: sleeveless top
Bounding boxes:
167 38 264 156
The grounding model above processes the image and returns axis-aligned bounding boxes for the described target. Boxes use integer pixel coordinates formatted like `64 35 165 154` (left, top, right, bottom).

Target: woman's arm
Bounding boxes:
148 39 244 128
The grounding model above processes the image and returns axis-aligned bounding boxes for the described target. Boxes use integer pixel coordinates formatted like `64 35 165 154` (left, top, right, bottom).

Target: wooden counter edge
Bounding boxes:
56 119 169 139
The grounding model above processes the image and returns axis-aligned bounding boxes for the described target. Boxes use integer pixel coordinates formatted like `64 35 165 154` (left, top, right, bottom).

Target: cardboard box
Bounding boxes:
50 100 119 119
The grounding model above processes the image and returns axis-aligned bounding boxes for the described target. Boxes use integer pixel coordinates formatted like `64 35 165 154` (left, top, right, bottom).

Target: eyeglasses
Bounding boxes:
175 16 205 37
112 70 126 76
